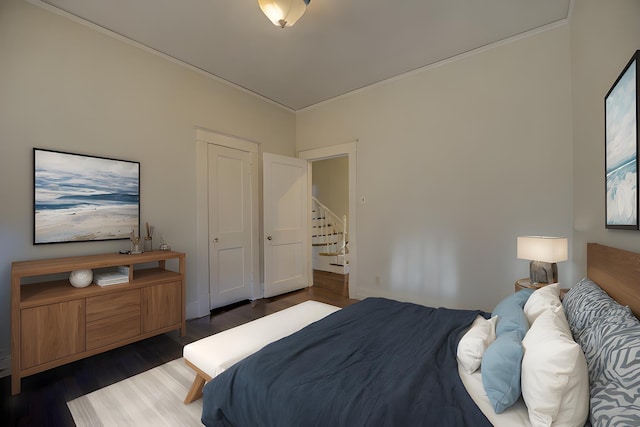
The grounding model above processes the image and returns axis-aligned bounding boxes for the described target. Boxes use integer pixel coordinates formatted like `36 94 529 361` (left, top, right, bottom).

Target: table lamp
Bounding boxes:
517 236 568 284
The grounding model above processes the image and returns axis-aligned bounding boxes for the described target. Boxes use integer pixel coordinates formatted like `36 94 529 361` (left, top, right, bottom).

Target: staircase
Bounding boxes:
311 197 349 275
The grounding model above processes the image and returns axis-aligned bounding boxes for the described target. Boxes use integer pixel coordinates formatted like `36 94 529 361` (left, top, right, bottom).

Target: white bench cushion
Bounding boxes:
183 300 341 379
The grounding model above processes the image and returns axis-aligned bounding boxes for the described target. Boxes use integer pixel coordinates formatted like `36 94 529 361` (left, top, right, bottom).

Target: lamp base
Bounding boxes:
529 261 558 284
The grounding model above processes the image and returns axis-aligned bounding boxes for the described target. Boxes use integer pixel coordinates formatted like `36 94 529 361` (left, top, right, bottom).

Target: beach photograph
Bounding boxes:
34 149 140 244
606 58 637 227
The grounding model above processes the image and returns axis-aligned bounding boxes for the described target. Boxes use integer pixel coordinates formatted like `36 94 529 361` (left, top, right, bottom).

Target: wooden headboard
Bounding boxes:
587 243 640 319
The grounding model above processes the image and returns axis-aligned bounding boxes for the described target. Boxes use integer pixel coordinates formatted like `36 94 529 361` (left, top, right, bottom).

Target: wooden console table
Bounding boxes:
11 250 185 395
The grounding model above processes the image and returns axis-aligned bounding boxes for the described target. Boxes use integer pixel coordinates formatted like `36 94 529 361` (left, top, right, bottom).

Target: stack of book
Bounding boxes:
93 266 129 287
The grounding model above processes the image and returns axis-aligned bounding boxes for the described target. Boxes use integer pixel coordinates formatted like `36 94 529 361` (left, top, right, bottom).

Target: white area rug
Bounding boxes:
67 358 203 426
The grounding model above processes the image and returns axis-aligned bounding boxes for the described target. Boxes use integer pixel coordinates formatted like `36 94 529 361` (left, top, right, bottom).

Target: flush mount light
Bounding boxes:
258 0 310 28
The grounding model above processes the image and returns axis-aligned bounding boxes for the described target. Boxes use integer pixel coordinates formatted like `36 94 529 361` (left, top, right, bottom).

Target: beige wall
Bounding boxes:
297 25 574 311
571 0 640 279
0 0 296 360
297 0 640 311
312 156 349 220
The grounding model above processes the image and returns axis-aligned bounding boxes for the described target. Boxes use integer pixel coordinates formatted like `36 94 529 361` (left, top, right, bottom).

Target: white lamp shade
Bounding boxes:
517 236 568 263
258 0 309 28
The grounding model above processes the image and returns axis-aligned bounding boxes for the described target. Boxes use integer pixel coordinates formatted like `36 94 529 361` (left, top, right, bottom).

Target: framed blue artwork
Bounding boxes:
33 148 140 244
605 50 639 229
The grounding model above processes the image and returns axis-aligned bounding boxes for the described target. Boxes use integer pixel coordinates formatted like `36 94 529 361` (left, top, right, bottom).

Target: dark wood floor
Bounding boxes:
1 287 356 427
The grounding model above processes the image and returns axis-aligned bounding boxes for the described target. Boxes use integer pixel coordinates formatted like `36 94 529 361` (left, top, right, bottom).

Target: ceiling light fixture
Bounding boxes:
258 0 310 28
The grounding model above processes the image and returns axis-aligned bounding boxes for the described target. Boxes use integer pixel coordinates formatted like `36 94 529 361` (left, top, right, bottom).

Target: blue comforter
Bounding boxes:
201 297 492 427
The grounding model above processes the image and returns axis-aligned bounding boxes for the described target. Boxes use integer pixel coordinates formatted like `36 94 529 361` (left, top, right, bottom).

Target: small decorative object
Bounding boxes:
144 237 152 252
130 229 142 254
144 222 154 252
159 234 171 251
69 269 93 288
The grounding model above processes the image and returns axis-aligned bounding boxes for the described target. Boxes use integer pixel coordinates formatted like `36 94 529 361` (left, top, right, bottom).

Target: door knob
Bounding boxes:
267 236 272 240
213 237 219 243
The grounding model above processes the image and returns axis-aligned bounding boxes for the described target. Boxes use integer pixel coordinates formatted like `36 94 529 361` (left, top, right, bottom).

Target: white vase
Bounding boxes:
69 269 93 288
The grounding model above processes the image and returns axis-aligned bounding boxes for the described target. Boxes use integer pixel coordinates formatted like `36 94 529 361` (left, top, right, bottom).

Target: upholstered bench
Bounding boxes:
183 300 341 403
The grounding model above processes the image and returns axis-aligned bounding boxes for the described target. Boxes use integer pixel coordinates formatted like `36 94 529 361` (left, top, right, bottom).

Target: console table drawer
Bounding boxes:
86 290 140 323
86 311 141 350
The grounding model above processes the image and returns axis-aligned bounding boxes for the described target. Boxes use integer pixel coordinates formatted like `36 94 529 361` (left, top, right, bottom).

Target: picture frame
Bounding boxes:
605 50 639 229
34 148 140 244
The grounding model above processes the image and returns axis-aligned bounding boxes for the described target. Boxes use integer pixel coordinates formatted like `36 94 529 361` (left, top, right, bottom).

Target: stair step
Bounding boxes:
312 198 348 272
312 239 348 245
317 244 349 254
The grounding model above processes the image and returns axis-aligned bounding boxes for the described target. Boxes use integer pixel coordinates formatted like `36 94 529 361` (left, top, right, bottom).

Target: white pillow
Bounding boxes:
457 315 498 373
521 306 589 427
523 283 561 325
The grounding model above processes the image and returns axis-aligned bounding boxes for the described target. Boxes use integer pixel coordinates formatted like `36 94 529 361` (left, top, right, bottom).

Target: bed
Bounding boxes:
197 243 640 426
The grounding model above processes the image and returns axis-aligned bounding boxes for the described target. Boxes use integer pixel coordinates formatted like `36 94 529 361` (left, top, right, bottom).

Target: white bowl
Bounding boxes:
69 269 93 288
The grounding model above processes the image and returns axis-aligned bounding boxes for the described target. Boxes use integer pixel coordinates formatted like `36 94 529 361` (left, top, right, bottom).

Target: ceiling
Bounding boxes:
38 0 571 111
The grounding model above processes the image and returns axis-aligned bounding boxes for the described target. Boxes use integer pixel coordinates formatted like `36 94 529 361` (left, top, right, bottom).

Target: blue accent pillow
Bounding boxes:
482 330 524 413
493 289 533 339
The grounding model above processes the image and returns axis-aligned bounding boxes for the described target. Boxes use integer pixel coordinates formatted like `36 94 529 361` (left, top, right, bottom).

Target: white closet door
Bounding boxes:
209 144 253 308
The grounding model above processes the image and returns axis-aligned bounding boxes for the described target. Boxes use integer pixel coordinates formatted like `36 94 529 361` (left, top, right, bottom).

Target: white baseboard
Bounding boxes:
186 300 204 320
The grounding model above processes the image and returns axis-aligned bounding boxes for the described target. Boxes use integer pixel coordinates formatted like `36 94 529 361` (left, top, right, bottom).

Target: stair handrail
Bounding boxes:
312 196 347 257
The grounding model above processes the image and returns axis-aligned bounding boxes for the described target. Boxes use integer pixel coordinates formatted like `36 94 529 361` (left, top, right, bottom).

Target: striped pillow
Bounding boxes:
562 278 618 341
580 305 640 425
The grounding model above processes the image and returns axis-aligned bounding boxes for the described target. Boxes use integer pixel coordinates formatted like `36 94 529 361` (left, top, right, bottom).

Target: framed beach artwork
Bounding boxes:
605 50 639 230
34 148 140 244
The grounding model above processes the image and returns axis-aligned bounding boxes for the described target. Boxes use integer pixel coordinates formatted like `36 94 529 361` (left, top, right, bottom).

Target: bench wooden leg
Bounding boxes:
184 359 213 404
184 372 207 404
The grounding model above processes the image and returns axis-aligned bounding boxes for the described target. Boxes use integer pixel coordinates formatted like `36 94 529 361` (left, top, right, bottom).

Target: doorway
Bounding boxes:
299 142 357 299
311 156 349 296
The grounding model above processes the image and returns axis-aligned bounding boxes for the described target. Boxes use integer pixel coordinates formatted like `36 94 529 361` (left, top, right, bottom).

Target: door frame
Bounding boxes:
298 141 357 299
195 128 260 317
